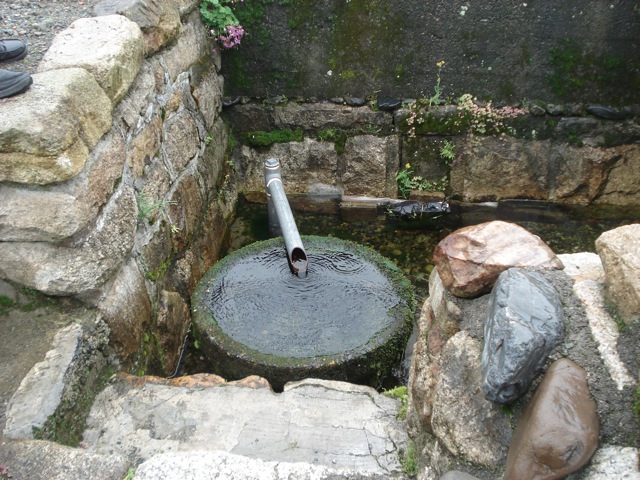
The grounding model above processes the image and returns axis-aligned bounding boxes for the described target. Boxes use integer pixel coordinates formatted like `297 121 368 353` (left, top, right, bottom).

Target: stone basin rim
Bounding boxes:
190 235 415 383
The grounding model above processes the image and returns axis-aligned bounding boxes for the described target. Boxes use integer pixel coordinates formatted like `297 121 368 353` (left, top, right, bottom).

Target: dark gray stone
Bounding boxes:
481 268 565 404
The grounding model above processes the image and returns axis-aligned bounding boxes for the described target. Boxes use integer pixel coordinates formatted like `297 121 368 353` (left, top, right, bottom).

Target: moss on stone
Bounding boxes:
547 40 640 104
240 128 304 148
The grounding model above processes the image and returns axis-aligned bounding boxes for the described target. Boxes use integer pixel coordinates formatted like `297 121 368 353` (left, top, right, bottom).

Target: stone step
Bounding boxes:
82 373 409 478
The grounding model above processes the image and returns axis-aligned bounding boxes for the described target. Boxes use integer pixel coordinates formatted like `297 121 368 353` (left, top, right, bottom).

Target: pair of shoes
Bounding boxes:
0 69 33 99
0 39 28 62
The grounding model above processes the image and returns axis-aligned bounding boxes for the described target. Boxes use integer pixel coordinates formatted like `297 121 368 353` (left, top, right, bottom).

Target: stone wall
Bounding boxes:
225 100 640 205
0 0 233 374
221 0 640 105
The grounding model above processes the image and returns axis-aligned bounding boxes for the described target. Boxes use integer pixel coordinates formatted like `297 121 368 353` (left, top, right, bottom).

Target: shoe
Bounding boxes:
0 69 33 98
0 39 28 62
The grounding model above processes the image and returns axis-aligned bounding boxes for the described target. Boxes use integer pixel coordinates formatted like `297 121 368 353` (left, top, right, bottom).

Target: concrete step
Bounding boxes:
82 373 409 478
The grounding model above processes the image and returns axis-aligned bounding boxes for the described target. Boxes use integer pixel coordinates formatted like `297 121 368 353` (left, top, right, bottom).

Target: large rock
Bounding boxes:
482 268 565 404
83 375 408 475
160 8 214 82
342 134 399 197
504 358 599 480
0 68 113 185
595 224 640 324
0 439 130 480
3 324 82 439
93 0 182 55
433 220 564 298
134 450 399 480
0 130 125 242
0 185 137 297
98 257 152 360
39 15 144 104
238 138 339 193
431 331 512 468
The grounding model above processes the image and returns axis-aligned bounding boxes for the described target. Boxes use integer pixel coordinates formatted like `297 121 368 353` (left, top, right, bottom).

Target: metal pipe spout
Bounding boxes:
264 158 308 276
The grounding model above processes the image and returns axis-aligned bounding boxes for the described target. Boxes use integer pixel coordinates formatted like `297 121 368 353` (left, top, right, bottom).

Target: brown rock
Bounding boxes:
342 134 399 197
595 224 640 324
433 220 564 298
505 358 599 480
156 290 191 375
98 257 153 359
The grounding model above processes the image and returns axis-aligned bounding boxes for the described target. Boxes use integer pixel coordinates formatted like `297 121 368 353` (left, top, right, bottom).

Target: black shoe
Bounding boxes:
0 39 28 62
0 69 32 98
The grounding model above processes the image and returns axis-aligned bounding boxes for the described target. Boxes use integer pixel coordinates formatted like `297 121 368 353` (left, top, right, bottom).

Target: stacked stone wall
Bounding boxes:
0 0 233 374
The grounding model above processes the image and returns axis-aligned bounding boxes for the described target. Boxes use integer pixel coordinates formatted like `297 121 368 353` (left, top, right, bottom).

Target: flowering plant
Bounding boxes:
200 0 245 50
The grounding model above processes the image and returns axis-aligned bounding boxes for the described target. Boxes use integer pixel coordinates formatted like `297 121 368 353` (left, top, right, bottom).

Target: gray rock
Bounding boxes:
238 137 339 193
161 9 215 83
431 331 512 468
342 134 399 197
135 451 401 480
3 324 82 439
0 439 130 480
39 15 144 104
0 68 113 185
83 376 408 475
0 185 137 297
93 0 182 56
595 224 640 325
482 268 565 404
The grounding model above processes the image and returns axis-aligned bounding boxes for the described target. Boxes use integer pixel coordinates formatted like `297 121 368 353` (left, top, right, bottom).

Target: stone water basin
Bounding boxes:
191 235 414 390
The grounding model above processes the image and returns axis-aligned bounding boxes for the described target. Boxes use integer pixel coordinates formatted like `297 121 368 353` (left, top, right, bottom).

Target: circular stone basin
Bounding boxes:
191 235 414 390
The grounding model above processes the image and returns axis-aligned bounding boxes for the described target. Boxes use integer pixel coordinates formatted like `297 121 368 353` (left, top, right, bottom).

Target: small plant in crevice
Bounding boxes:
457 93 525 136
200 0 245 50
382 386 409 420
439 139 455 164
396 163 449 199
429 60 446 107
136 189 182 236
400 439 418 476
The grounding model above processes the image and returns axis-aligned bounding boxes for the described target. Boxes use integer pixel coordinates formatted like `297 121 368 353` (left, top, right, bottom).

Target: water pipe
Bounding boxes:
264 158 308 276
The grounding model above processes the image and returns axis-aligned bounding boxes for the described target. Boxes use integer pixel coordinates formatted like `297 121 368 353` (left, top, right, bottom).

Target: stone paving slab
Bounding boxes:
83 374 408 476
134 450 405 480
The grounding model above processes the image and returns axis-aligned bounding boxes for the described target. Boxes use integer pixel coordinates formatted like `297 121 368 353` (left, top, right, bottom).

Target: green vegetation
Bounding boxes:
123 469 136 480
382 386 409 420
396 163 449 199
317 128 348 154
400 439 418 475
34 366 115 447
548 40 640 103
136 189 176 223
240 128 303 148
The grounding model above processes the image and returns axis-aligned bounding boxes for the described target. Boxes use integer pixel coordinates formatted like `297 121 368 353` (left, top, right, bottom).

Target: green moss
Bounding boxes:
0 295 14 316
34 366 115 447
317 128 348 154
240 128 303 148
548 40 640 103
397 108 470 136
145 255 173 282
382 386 408 419
400 439 418 475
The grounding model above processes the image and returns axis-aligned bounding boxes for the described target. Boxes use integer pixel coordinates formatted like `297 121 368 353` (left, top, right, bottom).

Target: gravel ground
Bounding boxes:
0 0 96 74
